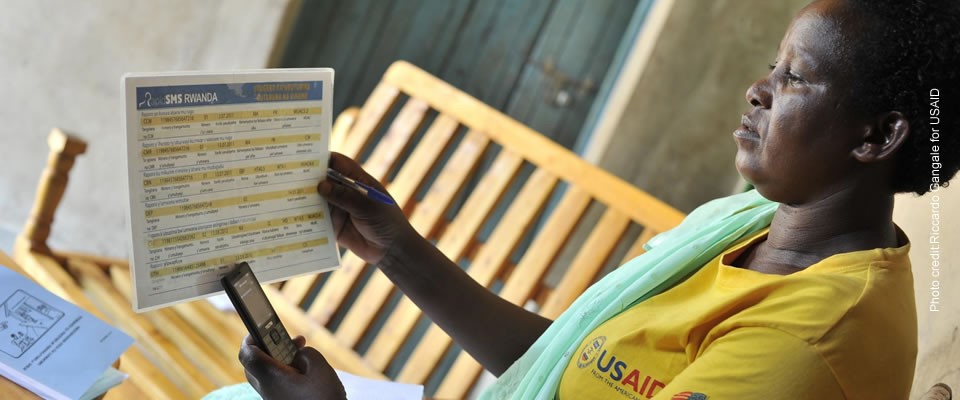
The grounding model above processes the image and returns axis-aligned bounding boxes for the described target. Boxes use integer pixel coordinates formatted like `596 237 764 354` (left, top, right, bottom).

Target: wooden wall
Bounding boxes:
279 0 641 150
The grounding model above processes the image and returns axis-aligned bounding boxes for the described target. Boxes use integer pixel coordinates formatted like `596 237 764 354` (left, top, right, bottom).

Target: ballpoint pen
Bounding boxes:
326 168 396 205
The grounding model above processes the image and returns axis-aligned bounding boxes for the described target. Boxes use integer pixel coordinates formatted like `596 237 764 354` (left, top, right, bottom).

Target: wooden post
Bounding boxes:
17 128 87 256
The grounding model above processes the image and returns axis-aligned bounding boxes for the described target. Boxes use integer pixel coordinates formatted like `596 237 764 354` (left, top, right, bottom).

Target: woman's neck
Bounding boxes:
744 186 899 274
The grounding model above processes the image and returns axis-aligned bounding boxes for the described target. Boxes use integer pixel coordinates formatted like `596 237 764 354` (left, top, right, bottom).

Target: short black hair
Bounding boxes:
845 0 960 195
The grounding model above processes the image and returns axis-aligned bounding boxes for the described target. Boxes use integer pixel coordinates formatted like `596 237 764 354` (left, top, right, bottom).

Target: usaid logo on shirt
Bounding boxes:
574 335 713 399
577 336 606 369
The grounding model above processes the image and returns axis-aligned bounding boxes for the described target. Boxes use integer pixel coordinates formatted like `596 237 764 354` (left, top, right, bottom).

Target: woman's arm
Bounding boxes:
319 152 551 375
376 227 551 375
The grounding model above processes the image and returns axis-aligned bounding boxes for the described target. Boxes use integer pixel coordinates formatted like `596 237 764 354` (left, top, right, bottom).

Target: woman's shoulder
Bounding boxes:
722 245 916 345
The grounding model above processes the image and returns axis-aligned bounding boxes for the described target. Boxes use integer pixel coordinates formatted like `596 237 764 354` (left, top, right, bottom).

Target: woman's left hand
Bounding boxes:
239 335 346 400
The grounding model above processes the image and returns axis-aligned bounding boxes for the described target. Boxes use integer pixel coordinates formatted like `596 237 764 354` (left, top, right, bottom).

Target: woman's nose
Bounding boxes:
745 78 772 109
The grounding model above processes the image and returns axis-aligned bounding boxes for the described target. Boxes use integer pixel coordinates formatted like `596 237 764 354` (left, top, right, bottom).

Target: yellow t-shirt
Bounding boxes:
557 228 916 400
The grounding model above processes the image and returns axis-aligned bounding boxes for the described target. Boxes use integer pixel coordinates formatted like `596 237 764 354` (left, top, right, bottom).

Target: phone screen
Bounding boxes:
234 271 274 327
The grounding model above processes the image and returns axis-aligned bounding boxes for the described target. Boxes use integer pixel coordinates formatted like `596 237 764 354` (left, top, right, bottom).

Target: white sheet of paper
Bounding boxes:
336 370 424 400
123 70 340 311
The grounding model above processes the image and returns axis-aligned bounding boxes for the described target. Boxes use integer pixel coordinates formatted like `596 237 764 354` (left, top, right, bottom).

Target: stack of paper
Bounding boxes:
0 265 133 400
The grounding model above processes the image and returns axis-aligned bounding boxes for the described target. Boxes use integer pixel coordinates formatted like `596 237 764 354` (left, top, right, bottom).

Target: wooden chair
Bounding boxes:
15 62 686 399
11 131 176 399
15 132 387 399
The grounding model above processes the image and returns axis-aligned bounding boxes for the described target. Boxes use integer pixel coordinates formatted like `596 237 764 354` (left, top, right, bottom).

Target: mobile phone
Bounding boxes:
221 261 297 365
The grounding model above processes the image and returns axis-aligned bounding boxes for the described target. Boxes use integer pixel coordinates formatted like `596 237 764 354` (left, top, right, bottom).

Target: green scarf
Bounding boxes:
479 189 778 399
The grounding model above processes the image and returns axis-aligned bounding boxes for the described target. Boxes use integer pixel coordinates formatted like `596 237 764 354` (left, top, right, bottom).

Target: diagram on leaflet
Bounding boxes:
0 290 64 358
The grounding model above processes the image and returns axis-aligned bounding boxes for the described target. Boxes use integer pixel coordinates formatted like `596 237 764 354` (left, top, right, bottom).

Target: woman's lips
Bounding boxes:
734 125 761 140
734 115 761 140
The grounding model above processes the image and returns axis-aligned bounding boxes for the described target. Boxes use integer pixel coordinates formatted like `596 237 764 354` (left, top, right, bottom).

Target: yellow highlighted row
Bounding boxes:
141 107 321 127
148 211 324 249
150 237 329 278
144 160 320 187
145 185 315 218
142 133 319 158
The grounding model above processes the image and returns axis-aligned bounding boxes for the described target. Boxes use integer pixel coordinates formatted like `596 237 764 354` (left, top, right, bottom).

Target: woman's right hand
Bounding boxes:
317 152 415 265
318 156 552 376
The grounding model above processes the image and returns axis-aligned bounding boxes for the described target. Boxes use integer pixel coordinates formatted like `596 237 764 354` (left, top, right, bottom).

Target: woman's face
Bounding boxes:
735 0 871 204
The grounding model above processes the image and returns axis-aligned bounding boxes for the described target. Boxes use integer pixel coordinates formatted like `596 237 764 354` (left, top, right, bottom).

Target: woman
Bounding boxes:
237 0 959 398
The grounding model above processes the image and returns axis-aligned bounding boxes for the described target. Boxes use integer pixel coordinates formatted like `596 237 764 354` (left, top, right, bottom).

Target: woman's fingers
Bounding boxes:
317 178 381 217
292 335 307 349
328 152 388 192
239 340 285 380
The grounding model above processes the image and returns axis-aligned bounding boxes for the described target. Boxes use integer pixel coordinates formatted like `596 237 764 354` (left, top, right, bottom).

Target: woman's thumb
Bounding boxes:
317 178 380 216
292 346 334 374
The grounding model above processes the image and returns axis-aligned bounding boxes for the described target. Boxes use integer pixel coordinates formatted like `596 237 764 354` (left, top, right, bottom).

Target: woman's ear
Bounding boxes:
851 111 910 162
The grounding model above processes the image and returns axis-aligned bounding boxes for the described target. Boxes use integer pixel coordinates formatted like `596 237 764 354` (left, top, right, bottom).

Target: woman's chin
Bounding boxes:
734 158 769 194
734 153 757 180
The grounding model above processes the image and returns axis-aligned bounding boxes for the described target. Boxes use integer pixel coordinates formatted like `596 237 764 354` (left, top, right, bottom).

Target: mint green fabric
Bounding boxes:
203 383 261 400
479 189 778 400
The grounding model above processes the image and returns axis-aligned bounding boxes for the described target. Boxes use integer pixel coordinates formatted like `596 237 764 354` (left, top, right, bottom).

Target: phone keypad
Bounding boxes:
264 325 296 365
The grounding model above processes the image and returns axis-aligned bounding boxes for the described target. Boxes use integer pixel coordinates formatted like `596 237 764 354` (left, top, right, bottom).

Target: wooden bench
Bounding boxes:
15 61 685 399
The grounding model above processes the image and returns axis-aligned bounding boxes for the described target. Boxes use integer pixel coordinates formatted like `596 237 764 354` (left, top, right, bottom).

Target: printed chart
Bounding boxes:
125 71 339 311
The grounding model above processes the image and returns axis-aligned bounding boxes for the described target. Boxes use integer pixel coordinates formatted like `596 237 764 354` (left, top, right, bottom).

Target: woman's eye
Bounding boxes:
784 71 804 86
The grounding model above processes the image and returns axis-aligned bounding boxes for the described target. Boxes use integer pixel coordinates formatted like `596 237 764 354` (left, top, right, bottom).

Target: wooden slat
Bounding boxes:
435 187 593 399
500 189 593 306
340 82 402 159
281 98 429 305
330 107 360 151
96 265 384 382
12 247 107 320
122 294 242 386
395 169 558 383
109 265 244 383
68 259 216 398
387 113 460 211
363 98 429 181
172 300 245 362
620 227 659 265
263 287 387 380
540 208 631 319
114 346 185 400
306 129 489 324
340 148 523 356
383 61 685 231
52 250 128 270
301 252 367 323
103 377 149 400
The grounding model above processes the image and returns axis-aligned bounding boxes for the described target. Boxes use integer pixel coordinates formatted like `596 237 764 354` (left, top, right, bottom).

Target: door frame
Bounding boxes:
577 0 676 162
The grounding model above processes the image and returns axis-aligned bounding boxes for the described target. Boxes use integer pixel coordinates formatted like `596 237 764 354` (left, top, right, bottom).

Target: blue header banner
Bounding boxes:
135 81 323 110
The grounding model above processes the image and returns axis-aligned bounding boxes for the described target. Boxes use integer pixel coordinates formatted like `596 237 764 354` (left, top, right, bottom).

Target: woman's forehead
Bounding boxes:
779 1 859 64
